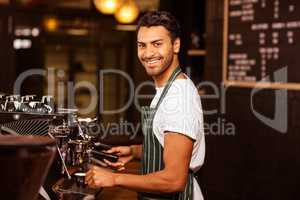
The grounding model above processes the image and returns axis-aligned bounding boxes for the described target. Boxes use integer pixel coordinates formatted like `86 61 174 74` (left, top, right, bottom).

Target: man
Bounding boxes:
85 11 205 200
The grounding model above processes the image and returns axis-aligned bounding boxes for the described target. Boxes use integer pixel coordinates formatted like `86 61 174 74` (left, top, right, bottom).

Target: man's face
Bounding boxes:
137 26 180 77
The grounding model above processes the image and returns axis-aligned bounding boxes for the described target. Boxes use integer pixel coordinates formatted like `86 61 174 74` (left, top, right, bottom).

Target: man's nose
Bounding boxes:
144 46 155 58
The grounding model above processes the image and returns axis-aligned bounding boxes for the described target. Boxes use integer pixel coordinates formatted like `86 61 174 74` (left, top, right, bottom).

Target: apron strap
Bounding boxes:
154 66 181 112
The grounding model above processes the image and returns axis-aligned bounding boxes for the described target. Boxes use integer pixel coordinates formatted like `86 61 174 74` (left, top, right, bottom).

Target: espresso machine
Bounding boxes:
0 93 119 199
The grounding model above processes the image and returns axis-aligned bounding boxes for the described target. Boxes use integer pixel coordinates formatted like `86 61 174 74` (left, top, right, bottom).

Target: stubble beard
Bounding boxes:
144 53 174 78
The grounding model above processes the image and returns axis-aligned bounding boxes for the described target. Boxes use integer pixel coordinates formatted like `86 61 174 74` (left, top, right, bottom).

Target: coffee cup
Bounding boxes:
73 172 86 188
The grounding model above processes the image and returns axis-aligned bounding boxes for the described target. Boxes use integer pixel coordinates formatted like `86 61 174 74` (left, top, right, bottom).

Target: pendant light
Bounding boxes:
114 0 139 24
44 16 59 32
93 0 121 15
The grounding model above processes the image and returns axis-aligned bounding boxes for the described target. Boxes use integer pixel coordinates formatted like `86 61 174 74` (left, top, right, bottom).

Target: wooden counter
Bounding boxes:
97 160 140 200
53 160 141 200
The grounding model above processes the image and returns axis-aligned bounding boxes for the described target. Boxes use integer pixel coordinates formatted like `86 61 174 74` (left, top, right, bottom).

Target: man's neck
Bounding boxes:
153 60 179 88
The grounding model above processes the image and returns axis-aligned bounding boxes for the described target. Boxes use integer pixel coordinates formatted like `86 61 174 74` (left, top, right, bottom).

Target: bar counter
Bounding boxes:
53 160 140 200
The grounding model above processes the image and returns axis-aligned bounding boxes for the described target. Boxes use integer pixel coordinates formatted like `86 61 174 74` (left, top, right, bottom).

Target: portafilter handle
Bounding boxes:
93 142 112 151
90 150 119 163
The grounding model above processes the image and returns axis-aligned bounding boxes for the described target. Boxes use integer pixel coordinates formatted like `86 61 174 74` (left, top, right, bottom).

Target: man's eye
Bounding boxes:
138 44 145 48
154 43 162 47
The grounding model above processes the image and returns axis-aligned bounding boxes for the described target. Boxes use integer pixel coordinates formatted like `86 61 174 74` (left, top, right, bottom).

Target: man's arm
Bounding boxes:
130 144 142 159
86 132 194 193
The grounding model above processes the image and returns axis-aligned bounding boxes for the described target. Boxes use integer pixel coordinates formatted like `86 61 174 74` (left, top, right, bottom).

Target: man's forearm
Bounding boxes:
130 144 142 159
114 169 186 193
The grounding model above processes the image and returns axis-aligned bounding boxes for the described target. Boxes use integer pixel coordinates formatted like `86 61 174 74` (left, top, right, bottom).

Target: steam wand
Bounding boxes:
48 132 71 179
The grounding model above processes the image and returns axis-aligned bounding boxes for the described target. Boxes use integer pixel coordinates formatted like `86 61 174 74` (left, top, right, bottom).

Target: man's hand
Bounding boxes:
104 146 136 171
85 165 117 188
84 135 194 193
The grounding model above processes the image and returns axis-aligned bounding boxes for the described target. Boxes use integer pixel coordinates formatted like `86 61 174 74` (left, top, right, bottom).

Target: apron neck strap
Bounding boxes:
154 66 181 110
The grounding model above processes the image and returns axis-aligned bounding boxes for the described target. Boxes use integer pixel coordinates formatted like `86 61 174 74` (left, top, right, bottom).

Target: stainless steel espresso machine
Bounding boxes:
0 94 118 199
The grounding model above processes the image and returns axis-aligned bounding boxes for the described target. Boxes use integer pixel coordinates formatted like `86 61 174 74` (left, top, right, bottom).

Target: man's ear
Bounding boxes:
173 38 180 54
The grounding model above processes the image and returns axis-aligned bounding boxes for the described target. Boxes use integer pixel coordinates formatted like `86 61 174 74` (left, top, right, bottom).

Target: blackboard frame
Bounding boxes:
222 0 300 90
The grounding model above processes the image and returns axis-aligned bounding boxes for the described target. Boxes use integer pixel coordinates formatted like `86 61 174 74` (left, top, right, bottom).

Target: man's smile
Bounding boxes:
143 58 162 67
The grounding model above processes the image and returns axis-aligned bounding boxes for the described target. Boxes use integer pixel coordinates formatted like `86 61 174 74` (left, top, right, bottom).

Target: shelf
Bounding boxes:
187 49 206 56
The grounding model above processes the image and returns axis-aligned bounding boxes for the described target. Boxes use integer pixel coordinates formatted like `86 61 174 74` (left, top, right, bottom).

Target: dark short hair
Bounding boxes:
136 11 181 42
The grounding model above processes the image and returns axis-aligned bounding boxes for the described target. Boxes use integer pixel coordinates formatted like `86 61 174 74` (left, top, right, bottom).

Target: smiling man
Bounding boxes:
85 11 205 200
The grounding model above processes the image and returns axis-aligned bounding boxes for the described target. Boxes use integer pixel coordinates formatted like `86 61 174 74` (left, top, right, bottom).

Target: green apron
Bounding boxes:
138 67 194 200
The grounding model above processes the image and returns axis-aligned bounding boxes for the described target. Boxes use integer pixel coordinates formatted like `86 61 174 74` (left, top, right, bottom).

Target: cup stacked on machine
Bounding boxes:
0 94 54 114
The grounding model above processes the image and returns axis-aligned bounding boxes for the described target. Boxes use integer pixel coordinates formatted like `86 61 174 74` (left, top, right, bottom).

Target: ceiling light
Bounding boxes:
13 39 32 49
114 0 139 24
44 17 59 32
31 28 40 37
66 29 89 36
93 0 121 14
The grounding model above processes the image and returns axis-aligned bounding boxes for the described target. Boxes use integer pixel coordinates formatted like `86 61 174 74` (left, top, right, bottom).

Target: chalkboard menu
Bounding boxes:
223 0 300 89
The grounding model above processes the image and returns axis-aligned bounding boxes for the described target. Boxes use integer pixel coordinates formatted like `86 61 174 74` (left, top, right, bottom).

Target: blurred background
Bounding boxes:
1 0 300 199
0 0 205 120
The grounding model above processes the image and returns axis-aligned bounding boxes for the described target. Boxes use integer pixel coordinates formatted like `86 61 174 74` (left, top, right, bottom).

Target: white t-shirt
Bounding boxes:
150 78 205 200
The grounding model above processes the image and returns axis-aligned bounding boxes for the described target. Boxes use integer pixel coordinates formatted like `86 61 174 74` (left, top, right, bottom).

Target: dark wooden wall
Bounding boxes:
200 0 300 199
0 9 15 93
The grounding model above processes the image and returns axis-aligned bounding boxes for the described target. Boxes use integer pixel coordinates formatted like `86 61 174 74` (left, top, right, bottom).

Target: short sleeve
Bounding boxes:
156 81 203 141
